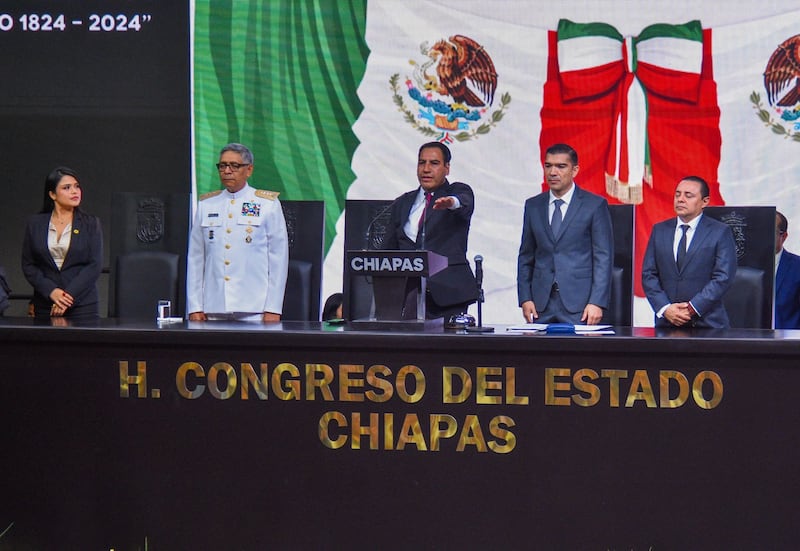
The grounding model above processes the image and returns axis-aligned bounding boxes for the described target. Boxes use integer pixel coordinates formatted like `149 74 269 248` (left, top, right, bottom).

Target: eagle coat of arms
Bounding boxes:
391 34 510 143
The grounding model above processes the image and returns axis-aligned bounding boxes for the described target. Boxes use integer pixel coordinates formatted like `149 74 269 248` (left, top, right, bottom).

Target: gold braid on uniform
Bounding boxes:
199 190 223 201
254 189 280 200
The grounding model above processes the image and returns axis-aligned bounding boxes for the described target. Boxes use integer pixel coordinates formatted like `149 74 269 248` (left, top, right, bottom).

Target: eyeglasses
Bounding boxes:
216 162 250 171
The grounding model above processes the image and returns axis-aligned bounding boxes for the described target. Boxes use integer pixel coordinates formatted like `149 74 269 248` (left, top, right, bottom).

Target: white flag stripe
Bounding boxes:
627 78 648 188
558 35 622 72
636 36 703 74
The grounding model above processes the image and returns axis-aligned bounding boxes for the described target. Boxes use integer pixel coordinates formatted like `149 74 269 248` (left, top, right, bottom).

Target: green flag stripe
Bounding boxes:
194 0 368 251
557 18 623 42
635 20 703 43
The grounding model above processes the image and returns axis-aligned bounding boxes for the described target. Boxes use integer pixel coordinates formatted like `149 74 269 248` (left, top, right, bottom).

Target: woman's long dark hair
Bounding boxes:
39 166 81 214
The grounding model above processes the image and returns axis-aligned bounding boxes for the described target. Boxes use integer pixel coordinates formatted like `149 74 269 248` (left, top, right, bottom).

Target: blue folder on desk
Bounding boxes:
545 323 575 334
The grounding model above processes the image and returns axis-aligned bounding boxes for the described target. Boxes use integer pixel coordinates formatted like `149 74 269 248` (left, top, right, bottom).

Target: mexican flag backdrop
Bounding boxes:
193 0 800 325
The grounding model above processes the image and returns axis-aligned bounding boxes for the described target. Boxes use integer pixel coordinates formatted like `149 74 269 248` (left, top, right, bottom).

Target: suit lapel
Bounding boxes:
776 254 787 295
680 215 712 273
555 187 582 241
36 215 61 271
661 219 680 274
400 190 416 224
425 183 449 235
61 215 76 269
537 194 553 241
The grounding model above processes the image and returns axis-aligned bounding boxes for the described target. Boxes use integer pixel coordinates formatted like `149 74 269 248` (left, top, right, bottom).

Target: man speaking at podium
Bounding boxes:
380 142 477 320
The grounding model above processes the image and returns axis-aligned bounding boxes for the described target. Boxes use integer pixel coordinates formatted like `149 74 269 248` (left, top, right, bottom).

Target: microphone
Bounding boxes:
466 253 494 333
363 199 397 250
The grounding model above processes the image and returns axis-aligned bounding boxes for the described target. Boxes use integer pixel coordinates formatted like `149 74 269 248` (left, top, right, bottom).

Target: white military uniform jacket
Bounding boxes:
187 183 289 315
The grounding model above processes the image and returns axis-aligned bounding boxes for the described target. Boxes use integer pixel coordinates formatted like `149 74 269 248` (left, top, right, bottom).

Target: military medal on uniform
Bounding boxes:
242 201 260 243
207 212 218 240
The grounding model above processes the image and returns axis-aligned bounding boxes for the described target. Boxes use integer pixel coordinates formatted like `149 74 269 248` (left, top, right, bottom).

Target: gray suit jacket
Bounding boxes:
517 185 613 314
641 214 737 328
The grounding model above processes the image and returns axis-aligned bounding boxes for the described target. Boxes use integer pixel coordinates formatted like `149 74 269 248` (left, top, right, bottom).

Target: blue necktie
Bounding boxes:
551 198 564 236
677 224 689 270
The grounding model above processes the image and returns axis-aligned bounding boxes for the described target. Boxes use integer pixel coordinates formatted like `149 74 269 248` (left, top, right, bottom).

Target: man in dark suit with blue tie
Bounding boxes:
517 143 613 325
774 211 800 329
381 142 477 320
642 176 737 328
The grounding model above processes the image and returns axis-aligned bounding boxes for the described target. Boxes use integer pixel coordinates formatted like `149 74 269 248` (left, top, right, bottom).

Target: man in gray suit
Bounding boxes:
517 143 613 324
641 176 737 328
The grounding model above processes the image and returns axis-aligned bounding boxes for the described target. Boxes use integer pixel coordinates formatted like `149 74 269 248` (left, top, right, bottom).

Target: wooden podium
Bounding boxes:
345 250 447 328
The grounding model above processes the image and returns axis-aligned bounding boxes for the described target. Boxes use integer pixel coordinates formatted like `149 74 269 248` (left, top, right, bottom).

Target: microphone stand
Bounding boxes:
466 255 493 333
363 200 395 250
416 193 429 321
362 200 394 321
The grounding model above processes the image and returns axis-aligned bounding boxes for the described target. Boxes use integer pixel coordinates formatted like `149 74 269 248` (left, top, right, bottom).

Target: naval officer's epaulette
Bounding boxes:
254 189 280 200
199 190 223 201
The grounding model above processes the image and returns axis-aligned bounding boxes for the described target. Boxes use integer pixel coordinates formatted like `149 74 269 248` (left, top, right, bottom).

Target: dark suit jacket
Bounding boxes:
776 249 800 329
381 180 477 308
517 185 613 314
21 210 103 318
642 214 737 328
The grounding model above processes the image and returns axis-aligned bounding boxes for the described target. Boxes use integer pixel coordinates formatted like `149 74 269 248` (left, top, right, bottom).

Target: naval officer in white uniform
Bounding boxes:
187 143 289 322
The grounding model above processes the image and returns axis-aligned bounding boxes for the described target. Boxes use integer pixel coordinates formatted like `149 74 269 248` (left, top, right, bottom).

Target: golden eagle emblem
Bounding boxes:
391 34 510 143
751 33 800 142
425 35 498 108
764 34 800 107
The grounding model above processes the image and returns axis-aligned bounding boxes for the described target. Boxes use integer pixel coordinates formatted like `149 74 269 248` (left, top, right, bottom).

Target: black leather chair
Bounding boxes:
114 251 180 319
282 259 314 321
723 266 766 329
602 266 627 326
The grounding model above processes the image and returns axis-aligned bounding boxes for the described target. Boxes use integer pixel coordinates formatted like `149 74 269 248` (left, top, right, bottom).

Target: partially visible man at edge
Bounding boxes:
775 210 800 329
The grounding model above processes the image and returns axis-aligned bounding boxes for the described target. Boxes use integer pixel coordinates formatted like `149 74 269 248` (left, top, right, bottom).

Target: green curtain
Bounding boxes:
193 0 369 251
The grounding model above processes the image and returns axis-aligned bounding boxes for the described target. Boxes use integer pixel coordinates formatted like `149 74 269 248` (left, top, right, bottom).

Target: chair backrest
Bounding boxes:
282 259 314 321
604 204 634 326
601 266 626 326
114 251 180 319
281 200 324 321
704 206 775 328
109 192 190 318
723 266 766 329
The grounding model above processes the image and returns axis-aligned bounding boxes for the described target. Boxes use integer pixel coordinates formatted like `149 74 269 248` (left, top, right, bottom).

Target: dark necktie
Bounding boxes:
551 198 564 236
418 192 432 233
677 224 689 270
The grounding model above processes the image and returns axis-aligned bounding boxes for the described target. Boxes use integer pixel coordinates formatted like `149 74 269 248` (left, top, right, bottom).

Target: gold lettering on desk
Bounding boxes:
119 360 153 398
395 365 425 403
545 368 724 409
173 361 428 402
208 362 237 399
339 364 366 402
318 411 517 453
397 412 427 450
429 414 458 451
442 367 529 405
272 362 301 400
350 411 380 450
692 371 724 409
306 363 334 400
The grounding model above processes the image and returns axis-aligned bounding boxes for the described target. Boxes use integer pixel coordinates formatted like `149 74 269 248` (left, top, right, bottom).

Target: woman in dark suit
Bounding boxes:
21 167 103 322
